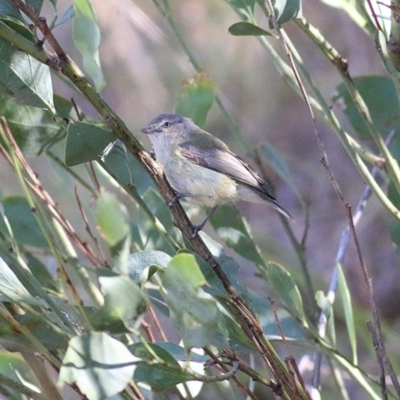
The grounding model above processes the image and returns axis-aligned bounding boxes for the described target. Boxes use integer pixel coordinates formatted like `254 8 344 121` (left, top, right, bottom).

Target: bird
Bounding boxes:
141 113 293 236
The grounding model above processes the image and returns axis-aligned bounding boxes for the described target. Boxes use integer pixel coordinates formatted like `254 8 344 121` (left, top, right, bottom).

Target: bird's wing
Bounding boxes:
179 134 276 200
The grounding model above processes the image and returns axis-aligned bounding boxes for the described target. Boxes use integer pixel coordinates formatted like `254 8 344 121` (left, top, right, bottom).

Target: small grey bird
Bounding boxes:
141 113 293 236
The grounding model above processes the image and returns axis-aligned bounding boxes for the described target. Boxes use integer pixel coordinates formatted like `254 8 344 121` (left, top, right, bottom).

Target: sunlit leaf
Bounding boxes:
59 332 137 399
92 275 147 332
162 253 229 349
0 95 65 156
125 250 171 285
0 257 43 306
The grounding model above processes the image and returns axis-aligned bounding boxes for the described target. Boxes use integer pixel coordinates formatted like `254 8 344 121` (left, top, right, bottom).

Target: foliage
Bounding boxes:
0 0 398 399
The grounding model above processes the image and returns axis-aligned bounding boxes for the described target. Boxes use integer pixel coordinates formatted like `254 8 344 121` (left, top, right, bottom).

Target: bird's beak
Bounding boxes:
141 126 153 134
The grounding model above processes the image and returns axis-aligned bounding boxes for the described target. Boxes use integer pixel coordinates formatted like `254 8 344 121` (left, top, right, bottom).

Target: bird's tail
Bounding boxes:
267 197 294 221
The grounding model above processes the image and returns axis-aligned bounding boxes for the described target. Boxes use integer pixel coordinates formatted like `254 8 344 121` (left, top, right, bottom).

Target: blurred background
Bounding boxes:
4 0 399 318
87 0 399 319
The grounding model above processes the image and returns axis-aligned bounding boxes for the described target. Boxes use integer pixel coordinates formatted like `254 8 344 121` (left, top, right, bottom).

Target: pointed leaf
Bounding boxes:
162 254 229 349
26 0 43 14
229 22 272 36
332 76 400 140
271 0 302 25
0 196 48 248
134 362 193 391
0 95 65 156
262 262 306 324
59 332 137 400
0 37 54 111
0 1 22 19
65 121 115 166
93 275 147 332
72 0 105 91
226 0 256 19
210 203 265 266
95 189 130 246
0 257 43 306
56 5 75 27
337 263 357 364
316 290 336 345
125 250 171 285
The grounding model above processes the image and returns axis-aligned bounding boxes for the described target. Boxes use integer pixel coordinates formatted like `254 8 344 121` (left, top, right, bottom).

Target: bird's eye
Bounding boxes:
163 121 171 128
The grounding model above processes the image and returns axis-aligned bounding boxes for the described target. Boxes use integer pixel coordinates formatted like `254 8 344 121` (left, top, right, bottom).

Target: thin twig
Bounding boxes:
74 185 108 265
147 305 168 342
203 348 259 400
347 205 400 397
366 321 388 400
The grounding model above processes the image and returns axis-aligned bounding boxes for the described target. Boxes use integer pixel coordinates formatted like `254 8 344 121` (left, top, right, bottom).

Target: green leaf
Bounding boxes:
26 0 43 14
175 71 215 128
161 253 229 349
0 257 44 306
316 290 336 346
226 0 256 19
55 5 75 27
388 182 400 258
229 22 272 36
59 332 137 400
65 121 115 166
319 0 375 34
0 37 54 112
136 189 178 253
271 0 302 25
95 189 130 246
250 290 305 340
210 203 265 266
258 142 301 200
103 140 154 196
134 362 193 391
93 275 147 332
0 1 23 21
337 263 357 364
152 342 208 363
0 196 48 248
72 0 105 91
332 76 400 140
262 262 306 324
130 342 180 366
0 95 65 156
125 250 171 285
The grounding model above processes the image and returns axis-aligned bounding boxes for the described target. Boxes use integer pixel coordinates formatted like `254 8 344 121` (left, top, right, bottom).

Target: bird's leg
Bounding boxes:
191 205 219 238
168 191 193 207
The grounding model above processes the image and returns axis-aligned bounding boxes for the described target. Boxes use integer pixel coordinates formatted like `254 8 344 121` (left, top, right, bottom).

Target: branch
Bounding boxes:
3 1 309 397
